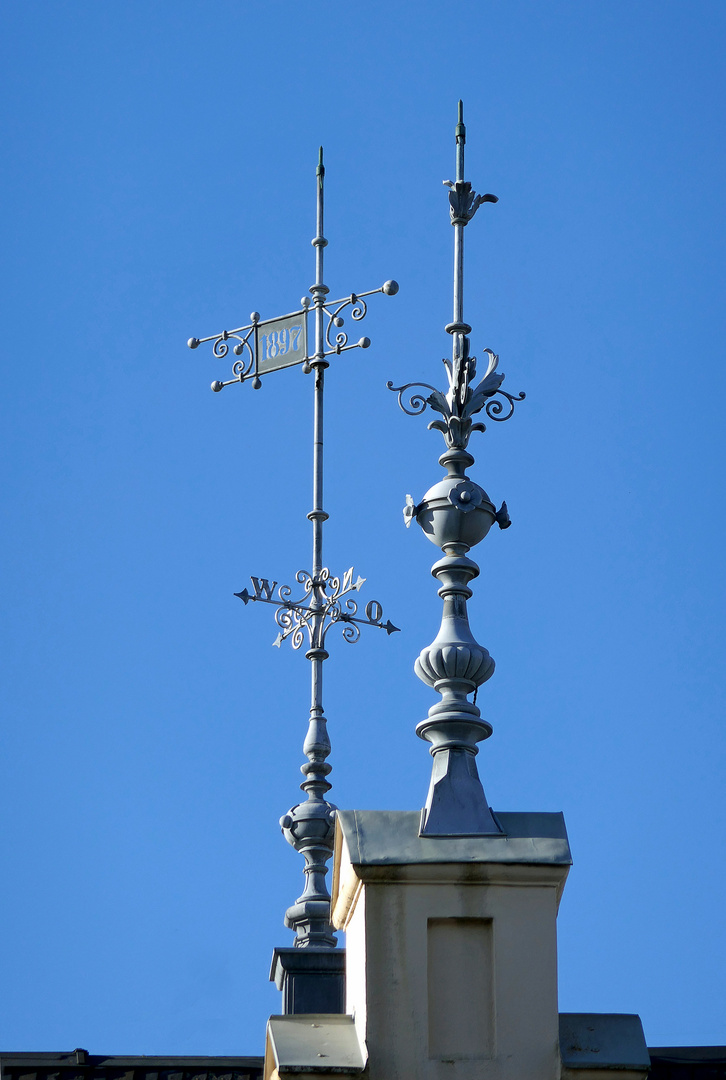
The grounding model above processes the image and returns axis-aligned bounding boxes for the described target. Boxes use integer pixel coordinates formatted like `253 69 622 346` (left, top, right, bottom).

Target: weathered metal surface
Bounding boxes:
388 102 525 837
266 1015 365 1073
336 809 572 867
256 311 308 375
187 150 398 956
559 1014 650 1072
271 947 345 1016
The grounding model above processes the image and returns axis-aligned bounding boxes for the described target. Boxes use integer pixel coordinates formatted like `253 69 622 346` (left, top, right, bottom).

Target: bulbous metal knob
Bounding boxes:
416 476 495 549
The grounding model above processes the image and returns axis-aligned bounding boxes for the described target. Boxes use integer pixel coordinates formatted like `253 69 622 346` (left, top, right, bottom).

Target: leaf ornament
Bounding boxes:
464 370 506 418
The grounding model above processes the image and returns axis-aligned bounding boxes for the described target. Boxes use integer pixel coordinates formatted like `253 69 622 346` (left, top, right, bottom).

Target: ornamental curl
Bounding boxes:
350 296 368 321
322 294 369 353
387 344 525 450
275 605 295 635
325 311 348 351
296 569 314 594
274 603 314 651
212 333 231 359
341 622 361 644
386 380 440 416
485 388 526 422
211 326 255 380
231 339 254 379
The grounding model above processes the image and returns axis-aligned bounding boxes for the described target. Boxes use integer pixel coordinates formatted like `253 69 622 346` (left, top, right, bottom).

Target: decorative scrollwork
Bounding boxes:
231 330 255 379
209 326 256 382
297 569 314 593
388 345 525 450
386 380 440 416
274 604 295 635
341 622 361 644
212 332 231 359
324 309 348 352
350 296 368 321
485 388 525 422
321 294 369 353
237 564 399 649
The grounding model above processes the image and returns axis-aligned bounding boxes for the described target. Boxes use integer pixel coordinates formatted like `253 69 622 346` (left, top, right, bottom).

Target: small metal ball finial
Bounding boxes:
187 337 200 349
211 381 223 393
383 280 399 295
358 337 371 349
250 311 260 323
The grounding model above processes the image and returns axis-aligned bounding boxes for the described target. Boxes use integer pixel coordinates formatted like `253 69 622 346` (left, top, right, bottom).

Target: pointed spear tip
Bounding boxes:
458 99 464 121
319 145 323 164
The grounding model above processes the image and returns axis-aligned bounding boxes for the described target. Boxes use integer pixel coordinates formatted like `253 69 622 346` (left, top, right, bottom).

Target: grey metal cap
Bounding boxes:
560 1014 650 1073
336 809 572 866
265 1015 365 1075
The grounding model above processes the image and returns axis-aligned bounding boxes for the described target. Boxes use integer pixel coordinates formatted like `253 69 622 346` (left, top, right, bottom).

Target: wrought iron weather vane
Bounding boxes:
188 149 399 947
388 101 525 836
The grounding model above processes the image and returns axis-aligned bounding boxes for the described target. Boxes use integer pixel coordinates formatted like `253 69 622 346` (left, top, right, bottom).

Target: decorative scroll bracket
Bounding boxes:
234 566 399 651
387 346 525 452
188 281 399 392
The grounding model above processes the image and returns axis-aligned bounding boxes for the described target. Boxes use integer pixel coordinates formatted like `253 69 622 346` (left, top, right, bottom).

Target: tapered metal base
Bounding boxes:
420 748 502 836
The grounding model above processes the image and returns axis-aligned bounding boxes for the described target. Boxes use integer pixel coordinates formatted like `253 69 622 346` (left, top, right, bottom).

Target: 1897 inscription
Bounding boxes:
257 313 307 374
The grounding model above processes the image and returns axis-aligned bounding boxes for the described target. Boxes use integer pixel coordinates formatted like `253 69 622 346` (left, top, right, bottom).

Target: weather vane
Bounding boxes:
188 149 398 948
388 100 525 837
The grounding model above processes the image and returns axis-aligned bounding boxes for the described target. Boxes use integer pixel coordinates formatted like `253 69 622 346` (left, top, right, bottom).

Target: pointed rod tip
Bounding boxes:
455 99 466 142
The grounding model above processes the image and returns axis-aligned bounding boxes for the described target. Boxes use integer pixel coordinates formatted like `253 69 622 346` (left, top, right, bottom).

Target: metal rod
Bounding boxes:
311 146 327 580
282 146 337 948
309 150 328 814
453 100 466 360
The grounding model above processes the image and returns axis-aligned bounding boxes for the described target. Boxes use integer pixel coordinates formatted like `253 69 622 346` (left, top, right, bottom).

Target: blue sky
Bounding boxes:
2 0 725 1056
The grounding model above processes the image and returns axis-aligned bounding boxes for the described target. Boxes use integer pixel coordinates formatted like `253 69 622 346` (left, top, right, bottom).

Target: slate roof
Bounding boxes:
0 1052 263 1080
2 1043 724 1080
648 1048 726 1080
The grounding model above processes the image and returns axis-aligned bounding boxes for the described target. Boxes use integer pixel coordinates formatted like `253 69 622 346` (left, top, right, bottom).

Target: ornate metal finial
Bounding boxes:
388 103 525 837
189 151 398 949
